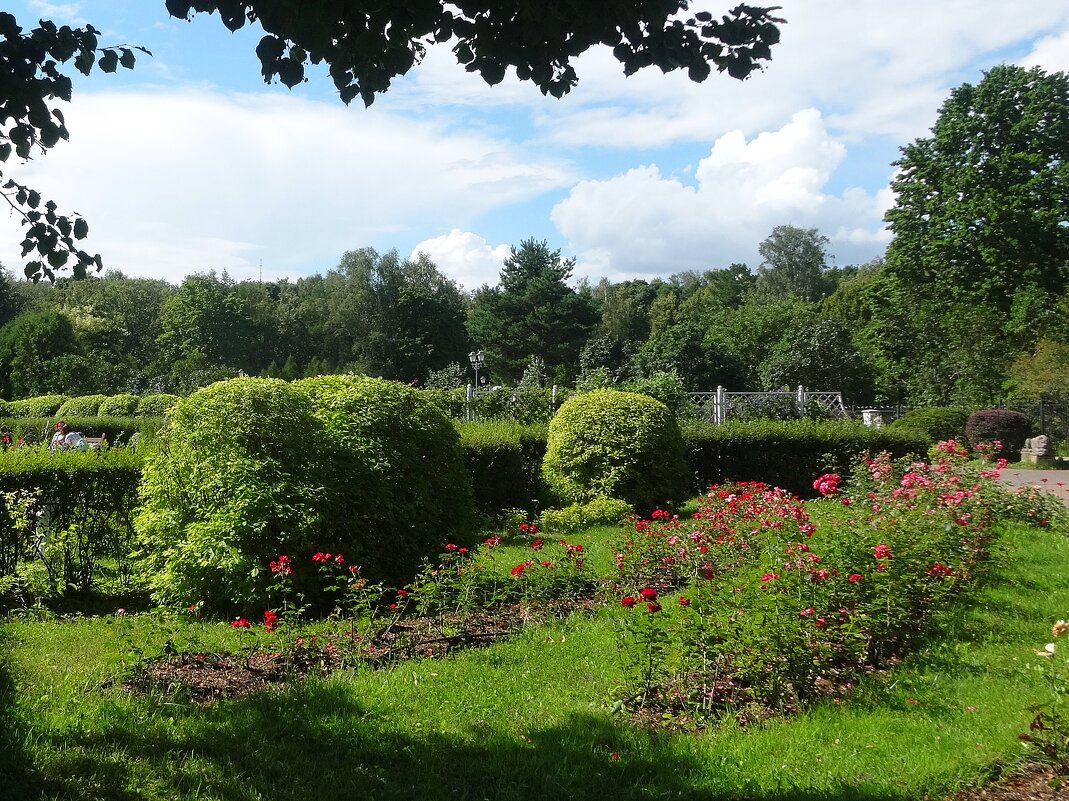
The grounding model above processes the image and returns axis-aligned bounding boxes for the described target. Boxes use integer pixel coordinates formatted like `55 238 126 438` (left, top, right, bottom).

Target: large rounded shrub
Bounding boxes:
542 389 690 513
57 394 109 418
136 378 327 607
886 407 969 444
966 409 1033 453
295 374 475 586
98 393 140 416
137 375 476 609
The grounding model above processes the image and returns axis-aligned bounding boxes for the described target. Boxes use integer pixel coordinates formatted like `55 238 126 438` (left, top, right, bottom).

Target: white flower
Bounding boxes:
1036 643 1057 657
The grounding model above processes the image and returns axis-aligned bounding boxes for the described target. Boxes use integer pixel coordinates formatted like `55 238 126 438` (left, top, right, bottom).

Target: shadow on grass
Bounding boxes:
26 681 913 801
0 630 40 801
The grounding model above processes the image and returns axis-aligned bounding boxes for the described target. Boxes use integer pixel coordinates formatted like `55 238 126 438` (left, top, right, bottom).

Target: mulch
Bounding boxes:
941 764 1065 801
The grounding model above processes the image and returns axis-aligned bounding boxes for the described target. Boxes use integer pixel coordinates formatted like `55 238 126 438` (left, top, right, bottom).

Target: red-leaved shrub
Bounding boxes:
965 409 1032 453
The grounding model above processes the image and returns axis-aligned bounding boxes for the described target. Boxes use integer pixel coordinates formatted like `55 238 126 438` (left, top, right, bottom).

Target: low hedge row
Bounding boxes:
0 447 143 594
682 420 929 498
457 418 930 511
0 417 164 448
6 393 178 418
456 421 547 516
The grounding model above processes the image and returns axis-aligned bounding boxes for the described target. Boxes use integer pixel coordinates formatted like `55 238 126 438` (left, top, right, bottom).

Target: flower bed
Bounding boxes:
610 440 1069 727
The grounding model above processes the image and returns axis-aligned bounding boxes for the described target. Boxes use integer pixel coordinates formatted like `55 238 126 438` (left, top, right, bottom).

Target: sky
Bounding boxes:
1 1 1068 291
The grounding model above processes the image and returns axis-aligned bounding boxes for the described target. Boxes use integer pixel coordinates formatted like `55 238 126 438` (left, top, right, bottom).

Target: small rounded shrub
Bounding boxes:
98 393 140 416
965 409 1033 454
9 394 69 417
542 389 690 513
0 399 11 417
540 497 632 536
136 393 179 415
886 407 969 444
56 394 109 418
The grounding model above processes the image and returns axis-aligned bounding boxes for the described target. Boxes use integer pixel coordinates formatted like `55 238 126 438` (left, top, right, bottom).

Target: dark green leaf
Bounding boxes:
98 50 118 73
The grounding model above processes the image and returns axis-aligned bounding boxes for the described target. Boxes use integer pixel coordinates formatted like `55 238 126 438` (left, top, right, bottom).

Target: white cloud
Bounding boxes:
551 109 891 280
28 1 82 20
409 230 510 291
1021 30 1069 72
0 87 575 285
387 2 1069 151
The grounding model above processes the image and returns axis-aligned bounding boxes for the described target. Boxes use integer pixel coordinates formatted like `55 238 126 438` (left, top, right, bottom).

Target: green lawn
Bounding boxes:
1 520 1067 801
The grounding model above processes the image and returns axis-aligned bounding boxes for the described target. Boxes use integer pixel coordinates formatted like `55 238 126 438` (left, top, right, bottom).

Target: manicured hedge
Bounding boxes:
0 447 143 594
543 389 690 513
56 394 110 418
683 420 929 498
136 393 179 415
457 421 547 516
8 395 69 417
138 376 476 609
0 417 162 448
98 393 140 416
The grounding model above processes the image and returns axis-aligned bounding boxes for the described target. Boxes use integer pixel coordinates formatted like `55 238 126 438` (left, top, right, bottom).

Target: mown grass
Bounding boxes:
1 520 1067 801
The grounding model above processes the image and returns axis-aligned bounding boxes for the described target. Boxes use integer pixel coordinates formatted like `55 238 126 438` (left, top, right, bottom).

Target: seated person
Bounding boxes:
50 420 88 451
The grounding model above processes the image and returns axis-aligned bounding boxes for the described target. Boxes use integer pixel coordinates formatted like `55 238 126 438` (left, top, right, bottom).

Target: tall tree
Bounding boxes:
875 65 1069 405
155 271 252 375
0 309 81 397
1 3 783 280
467 239 598 382
754 225 831 303
884 64 1069 311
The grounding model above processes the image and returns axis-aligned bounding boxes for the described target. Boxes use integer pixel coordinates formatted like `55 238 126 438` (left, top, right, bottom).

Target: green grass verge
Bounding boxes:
1 520 1066 801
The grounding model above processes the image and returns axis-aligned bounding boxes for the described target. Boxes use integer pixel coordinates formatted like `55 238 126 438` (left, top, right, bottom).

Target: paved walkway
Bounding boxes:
995 468 1069 507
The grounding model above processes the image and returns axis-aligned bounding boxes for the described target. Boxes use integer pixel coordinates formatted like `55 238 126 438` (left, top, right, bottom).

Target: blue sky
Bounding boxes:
2 1 1068 290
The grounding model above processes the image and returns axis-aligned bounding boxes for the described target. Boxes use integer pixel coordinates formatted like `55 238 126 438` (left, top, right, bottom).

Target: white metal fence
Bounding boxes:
688 386 848 423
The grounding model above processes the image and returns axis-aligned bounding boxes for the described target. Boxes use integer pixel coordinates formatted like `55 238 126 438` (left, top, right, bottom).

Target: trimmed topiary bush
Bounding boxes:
542 389 689 513
966 409 1033 454
136 393 179 416
98 393 140 416
9 394 69 417
886 407 969 444
56 394 109 418
137 375 476 609
296 374 475 586
136 378 327 607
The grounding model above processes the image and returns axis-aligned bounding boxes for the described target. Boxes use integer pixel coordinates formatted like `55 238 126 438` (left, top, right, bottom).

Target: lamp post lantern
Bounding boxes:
468 350 485 395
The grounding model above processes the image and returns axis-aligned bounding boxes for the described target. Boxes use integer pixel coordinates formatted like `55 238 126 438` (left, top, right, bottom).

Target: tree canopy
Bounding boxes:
873 64 1069 405
884 64 1069 310
467 238 598 382
1 2 784 282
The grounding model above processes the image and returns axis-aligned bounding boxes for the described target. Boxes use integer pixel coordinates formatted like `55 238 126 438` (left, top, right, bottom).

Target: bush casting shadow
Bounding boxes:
0 631 40 801
36 682 918 801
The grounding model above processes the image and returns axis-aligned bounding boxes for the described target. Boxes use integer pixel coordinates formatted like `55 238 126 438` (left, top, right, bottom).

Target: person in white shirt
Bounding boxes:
50 420 87 451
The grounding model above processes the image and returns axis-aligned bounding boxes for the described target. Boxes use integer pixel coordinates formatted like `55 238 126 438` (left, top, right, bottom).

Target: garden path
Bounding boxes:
995 468 1069 507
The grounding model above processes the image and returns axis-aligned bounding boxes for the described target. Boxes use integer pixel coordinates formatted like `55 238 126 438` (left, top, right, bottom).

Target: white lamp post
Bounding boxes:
468 350 485 396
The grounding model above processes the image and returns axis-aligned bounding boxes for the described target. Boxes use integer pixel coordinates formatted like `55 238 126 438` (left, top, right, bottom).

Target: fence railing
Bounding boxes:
689 386 848 424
